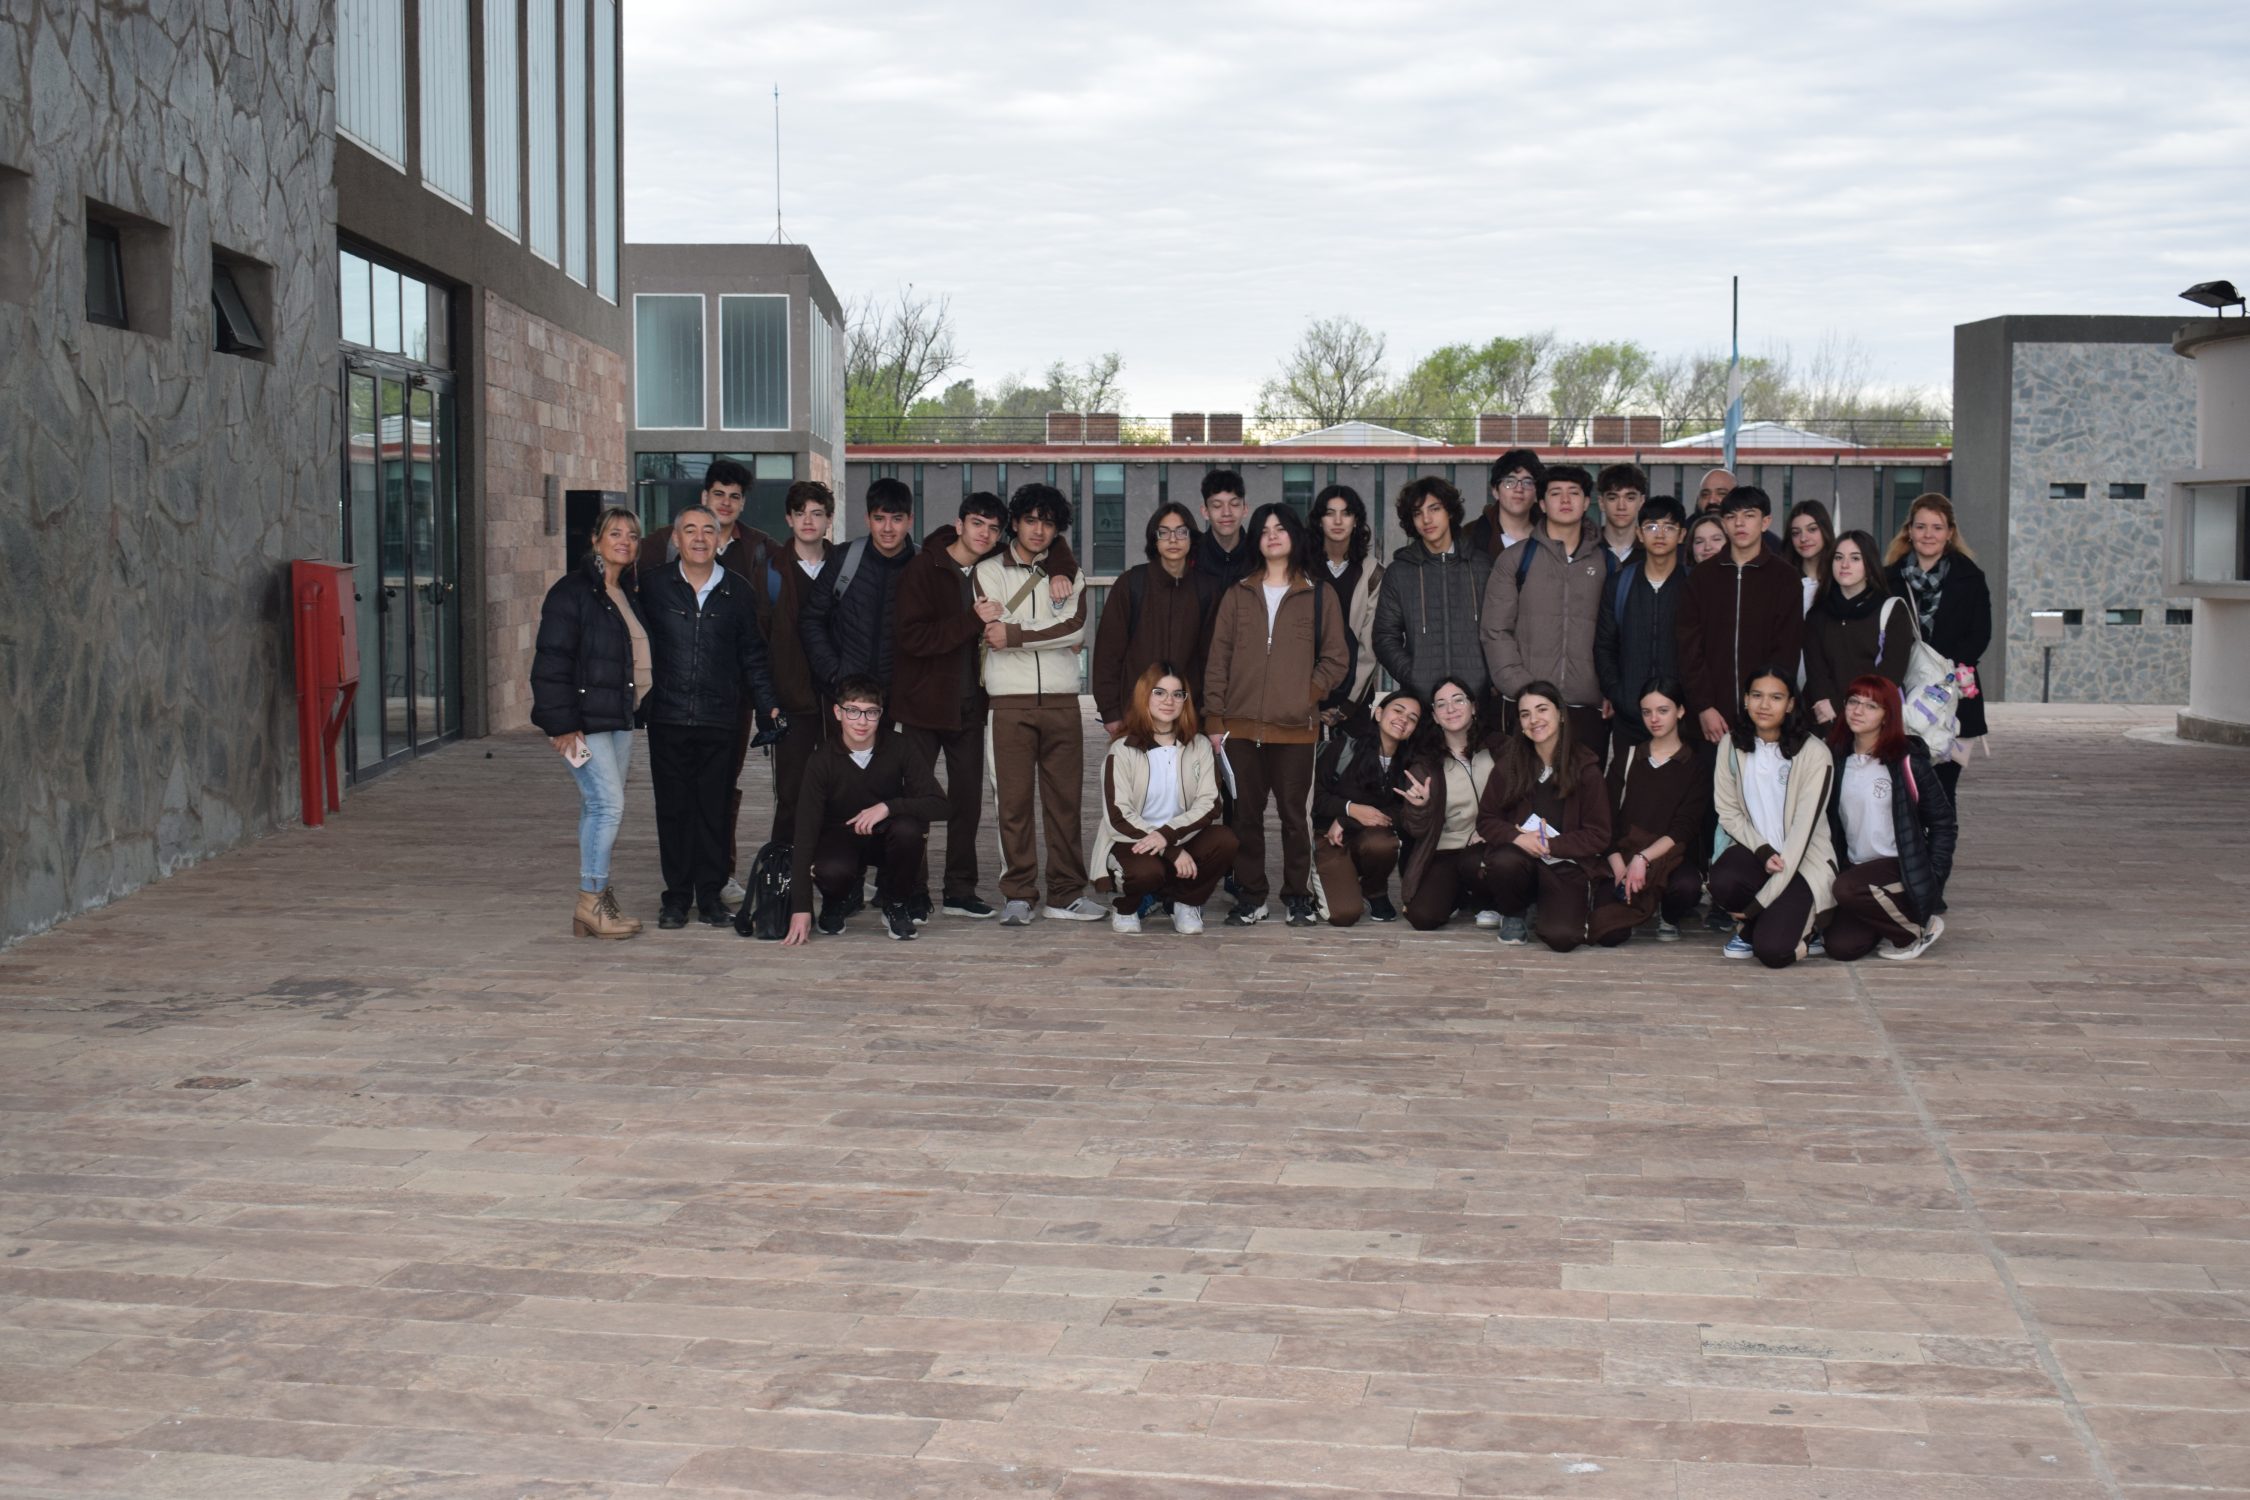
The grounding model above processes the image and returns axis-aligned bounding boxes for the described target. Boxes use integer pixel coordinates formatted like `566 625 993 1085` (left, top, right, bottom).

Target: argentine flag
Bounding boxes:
1722 335 1745 472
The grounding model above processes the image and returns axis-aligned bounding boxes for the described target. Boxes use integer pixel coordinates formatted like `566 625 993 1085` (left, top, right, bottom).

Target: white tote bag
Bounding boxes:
1880 597 1961 759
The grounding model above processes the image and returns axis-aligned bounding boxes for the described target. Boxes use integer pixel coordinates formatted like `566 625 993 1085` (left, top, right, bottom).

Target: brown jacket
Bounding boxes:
1678 550 1804 720
1090 563 1217 725
891 525 989 733
763 537 831 715
1201 573 1349 744
1475 744 1614 878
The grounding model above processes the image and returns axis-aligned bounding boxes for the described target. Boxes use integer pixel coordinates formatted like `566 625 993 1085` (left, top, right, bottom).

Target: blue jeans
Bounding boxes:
566 730 635 892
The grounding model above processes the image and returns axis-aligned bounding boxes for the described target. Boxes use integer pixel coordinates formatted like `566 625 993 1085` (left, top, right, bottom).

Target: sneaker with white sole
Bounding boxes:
1225 902 1267 927
1496 914 1529 946
1474 909 1503 929
1171 903 1205 934
999 899 1035 926
881 903 918 941
1878 913 1945 961
1655 918 1681 942
942 895 997 919
721 877 748 906
1805 932 1826 958
1110 911 1141 934
1044 897 1107 922
1722 934 1754 959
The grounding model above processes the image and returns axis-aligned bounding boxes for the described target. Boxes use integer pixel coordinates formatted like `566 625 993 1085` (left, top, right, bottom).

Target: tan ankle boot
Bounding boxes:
599 886 642 934
573 888 636 939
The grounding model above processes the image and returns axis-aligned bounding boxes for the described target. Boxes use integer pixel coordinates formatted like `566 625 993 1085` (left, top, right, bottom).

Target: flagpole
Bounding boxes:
1723 275 1742 473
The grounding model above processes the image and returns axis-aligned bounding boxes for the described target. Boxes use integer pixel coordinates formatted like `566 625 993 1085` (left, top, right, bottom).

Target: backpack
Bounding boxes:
1515 532 1620 590
733 839 794 941
1879 597 1963 759
832 537 870 600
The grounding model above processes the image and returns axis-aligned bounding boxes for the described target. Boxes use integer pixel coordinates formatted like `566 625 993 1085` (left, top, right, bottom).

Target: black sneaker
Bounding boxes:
907 892 934 926
816 891 855 935
882 903 918 941
657 901 690 931
1224 901 1268 927
1366 895 1399 924
697 897 732 927
1703 907 1734 933
1284 896 1318 927
942 895 996 919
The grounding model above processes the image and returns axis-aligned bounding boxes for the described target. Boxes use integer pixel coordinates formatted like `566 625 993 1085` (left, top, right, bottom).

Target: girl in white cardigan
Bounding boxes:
1090 664 1240 935
1709 664 1837 968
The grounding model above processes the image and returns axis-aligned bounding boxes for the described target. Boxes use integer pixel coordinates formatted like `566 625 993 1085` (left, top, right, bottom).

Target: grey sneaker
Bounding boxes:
1043 897 1107 922
1497 914 1529 946
1110 911 1141 935
721 877 748 906
1171 903 1205 934
1474 909 1503 930
1879 913 1945 961
1655 918 1681 942
1000 899 1035 927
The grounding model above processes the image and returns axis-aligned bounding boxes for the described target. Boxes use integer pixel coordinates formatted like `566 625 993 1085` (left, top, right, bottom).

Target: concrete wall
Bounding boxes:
0 0 338 945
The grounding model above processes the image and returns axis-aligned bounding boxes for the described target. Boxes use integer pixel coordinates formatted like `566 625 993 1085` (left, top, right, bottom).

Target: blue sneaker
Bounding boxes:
1723 935 1754 960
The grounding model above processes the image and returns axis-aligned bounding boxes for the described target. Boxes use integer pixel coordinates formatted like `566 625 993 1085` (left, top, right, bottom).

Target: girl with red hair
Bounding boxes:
1824 675 1957 961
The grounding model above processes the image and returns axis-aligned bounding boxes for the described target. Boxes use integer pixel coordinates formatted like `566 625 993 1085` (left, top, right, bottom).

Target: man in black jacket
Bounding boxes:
639 505 779 930
801 477 916 701
781 676 953 945
1595 493 1691 745
1191 469 1256 587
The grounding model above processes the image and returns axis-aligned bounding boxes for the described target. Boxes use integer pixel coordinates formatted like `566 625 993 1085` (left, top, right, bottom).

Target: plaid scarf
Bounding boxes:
1900 554 1950 639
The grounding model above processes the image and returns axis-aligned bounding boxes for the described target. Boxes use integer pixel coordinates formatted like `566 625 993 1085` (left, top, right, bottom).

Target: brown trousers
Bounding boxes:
1587 848 1702 945
1313 825 1400 926
1826 857 1917 959
991 702 1088 905
1405 845 1494 930
810 816 929 909
1484 844 1598 952
764 710 824 845
900 712 987 903
1225 739 1317 904
1109 826 1239 912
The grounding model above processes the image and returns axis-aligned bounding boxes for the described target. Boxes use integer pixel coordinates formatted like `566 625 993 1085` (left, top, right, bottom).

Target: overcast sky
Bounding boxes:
623 0 2250 416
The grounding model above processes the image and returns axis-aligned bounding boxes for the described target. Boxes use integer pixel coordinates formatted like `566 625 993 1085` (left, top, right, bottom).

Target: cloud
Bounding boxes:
625 0 2250 413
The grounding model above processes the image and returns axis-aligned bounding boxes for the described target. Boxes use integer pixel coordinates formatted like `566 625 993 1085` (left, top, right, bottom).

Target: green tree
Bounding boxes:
1545 340 1659 436
1389 333 1555 423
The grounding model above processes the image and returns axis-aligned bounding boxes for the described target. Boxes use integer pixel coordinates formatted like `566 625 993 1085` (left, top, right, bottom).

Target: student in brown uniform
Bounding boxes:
1089 664 1238 934
1394 677 1498 931
759 480 836 843
1313 484 1382 734
781 676 951 945
1092 501 1219 737
1802 530 1913 727
891 491 1010 921
1475 681 1613 951
1310 688 1422 926
1588 678 1709 945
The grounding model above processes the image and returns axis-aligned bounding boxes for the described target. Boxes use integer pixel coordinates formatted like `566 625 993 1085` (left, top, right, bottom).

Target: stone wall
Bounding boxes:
0 1 336 945
481 289 628 732
2006 342 2195 703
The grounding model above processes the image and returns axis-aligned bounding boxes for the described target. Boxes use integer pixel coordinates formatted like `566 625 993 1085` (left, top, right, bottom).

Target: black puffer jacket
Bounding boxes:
1372 541 1493 699
800 537 915 695
636 563 777 729
1594 558 1688 740
1889 552 1991 739
530 557 646 737
1828 736 1957 922
1311 721 1409 828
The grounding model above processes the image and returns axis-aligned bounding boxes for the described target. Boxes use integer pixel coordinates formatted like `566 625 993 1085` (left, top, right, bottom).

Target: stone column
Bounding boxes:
2173 321 2250 746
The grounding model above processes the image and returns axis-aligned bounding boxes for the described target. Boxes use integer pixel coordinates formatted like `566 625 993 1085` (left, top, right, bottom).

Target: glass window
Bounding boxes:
720 294 788 430
2060 608 2084 625
482 0 519 235
526 0 559 263
341 249 373 346
635 293 705 429
1282 463 1315 517
2186 484 2250 584
562 0 586 284
593 0 617 299
807 311 842 444
400 271 428 362
2104 608 2143 625
211 259 264 353
371 260 402 352
2167 607 2193 625
338 0 406 164
85 221 127 328
2049 482 2087 499
1092 463 1127 575
2109 482 2147 500
419 0 473 205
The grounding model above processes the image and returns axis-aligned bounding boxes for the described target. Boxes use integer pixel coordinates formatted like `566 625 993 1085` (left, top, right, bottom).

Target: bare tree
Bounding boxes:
1044 352 1126 413
845 285 962 437
1256 316 1389 427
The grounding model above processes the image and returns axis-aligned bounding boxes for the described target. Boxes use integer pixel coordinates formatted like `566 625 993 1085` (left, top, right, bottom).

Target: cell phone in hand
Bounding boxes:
562 737 591 768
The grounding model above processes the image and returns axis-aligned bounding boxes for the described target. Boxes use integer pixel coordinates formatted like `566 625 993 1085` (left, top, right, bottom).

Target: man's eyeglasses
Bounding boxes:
1640 520 1681 533
1498 476 1537 491
838 705 883 722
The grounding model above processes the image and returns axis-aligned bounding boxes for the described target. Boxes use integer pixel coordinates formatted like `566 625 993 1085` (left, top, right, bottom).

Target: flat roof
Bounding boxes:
847 444 1954 463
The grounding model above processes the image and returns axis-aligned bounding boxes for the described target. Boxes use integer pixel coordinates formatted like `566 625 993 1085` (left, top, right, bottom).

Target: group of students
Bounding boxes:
530 450 1988 967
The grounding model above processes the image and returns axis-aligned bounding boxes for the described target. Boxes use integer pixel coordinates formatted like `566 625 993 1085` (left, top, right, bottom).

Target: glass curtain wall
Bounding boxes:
419 0 473 204
337 0 405 162
634 294 705 428
562 0 587 283
720 295 788 429
593 0 617 298
483 0 520 236
526 0 559 262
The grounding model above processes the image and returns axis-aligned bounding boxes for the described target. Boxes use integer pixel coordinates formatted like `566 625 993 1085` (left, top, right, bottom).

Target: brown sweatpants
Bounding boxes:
1587 848 1702 945
1484 844 1598 952
1224 738 1318 906
900 712 987 904
1405 845 1493 930
1826 857 1918 960
990 701 1088 906
764 710 824 845
1109 826 1239 912
1313 825 1400 926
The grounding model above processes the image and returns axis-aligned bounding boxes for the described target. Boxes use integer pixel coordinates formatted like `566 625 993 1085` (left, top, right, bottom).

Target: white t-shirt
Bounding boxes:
1840 753 1898 865
1262 583 1288 635
1326 558 1349 578
1138 744 1185 828
1743 739 1792 852
848 748 874 770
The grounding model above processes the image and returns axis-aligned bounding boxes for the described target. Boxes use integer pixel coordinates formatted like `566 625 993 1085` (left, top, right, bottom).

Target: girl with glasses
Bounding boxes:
1091 501 1220 738
1089 664 1238 935
1395 675 1500 930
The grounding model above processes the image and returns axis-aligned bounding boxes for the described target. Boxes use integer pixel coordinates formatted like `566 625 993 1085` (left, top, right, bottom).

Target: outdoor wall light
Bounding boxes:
2180 280 2245 315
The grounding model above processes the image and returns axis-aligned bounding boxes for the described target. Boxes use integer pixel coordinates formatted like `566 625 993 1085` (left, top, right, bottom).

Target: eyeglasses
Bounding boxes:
1639 520 1681 533
838 706 883 722
1498 476 1536 491
1844 696 1883 711
1149 687 1187 700
1433 696 1471 711
1154 526 1191 541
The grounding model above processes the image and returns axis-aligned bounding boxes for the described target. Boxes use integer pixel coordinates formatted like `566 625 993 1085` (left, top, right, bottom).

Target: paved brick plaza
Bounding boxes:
2 703 2246 1498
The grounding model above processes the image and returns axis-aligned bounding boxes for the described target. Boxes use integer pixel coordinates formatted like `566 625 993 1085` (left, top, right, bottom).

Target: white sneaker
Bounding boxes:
721 877 747 905
1879 913 1945 961
1655 919 1681 942
1000 899 1035 926
1474 909 1503 929
1171 903 1204 934
1110 911 1141 934
1044 897 1108 922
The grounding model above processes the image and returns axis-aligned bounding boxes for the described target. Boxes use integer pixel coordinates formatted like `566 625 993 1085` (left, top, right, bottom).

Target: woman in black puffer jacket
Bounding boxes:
531 506 652 939
1822 674 1957 962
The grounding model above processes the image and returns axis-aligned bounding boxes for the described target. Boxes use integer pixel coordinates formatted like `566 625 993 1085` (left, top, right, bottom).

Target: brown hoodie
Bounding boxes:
1201 573 1349 744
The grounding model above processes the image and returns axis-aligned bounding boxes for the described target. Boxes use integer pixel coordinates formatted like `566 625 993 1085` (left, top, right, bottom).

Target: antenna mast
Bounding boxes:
771 84 789 243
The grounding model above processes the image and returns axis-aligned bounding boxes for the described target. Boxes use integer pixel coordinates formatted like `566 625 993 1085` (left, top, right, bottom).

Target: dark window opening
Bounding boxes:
2166 607 2193 625
85 220 127 327
2049 482 2087 499
2104 608 2143 625
212 258 266 355
2060 608 2084 625
2109 482 2147 500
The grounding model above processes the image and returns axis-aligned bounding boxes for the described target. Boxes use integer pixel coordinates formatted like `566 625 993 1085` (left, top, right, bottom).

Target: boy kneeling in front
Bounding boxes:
782 675 952 944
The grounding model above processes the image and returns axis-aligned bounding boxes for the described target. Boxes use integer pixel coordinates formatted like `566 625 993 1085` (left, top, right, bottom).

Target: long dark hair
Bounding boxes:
1828 529 1889 601
1405 674 1482 768
1245 501 1311 583
1491 680 1583 809
1313 484 1371 564
1143 501 1198 565
1729 663 1815 757
1787 499 1836 588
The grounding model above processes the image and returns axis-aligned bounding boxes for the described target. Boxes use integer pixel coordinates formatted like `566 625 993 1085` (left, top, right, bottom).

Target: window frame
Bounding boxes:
85 219 128 329
633 291 708 431
717 292 790 433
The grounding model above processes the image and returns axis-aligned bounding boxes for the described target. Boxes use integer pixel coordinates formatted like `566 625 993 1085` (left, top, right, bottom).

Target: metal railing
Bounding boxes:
847 413 1954 448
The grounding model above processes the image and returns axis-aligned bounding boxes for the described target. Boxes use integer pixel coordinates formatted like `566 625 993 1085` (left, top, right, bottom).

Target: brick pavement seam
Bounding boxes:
1841 961 2127 1500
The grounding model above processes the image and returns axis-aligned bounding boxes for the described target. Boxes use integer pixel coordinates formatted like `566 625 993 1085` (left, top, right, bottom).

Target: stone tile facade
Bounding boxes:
0 1 336 944
2007 342 2195 702
480 290 628 733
